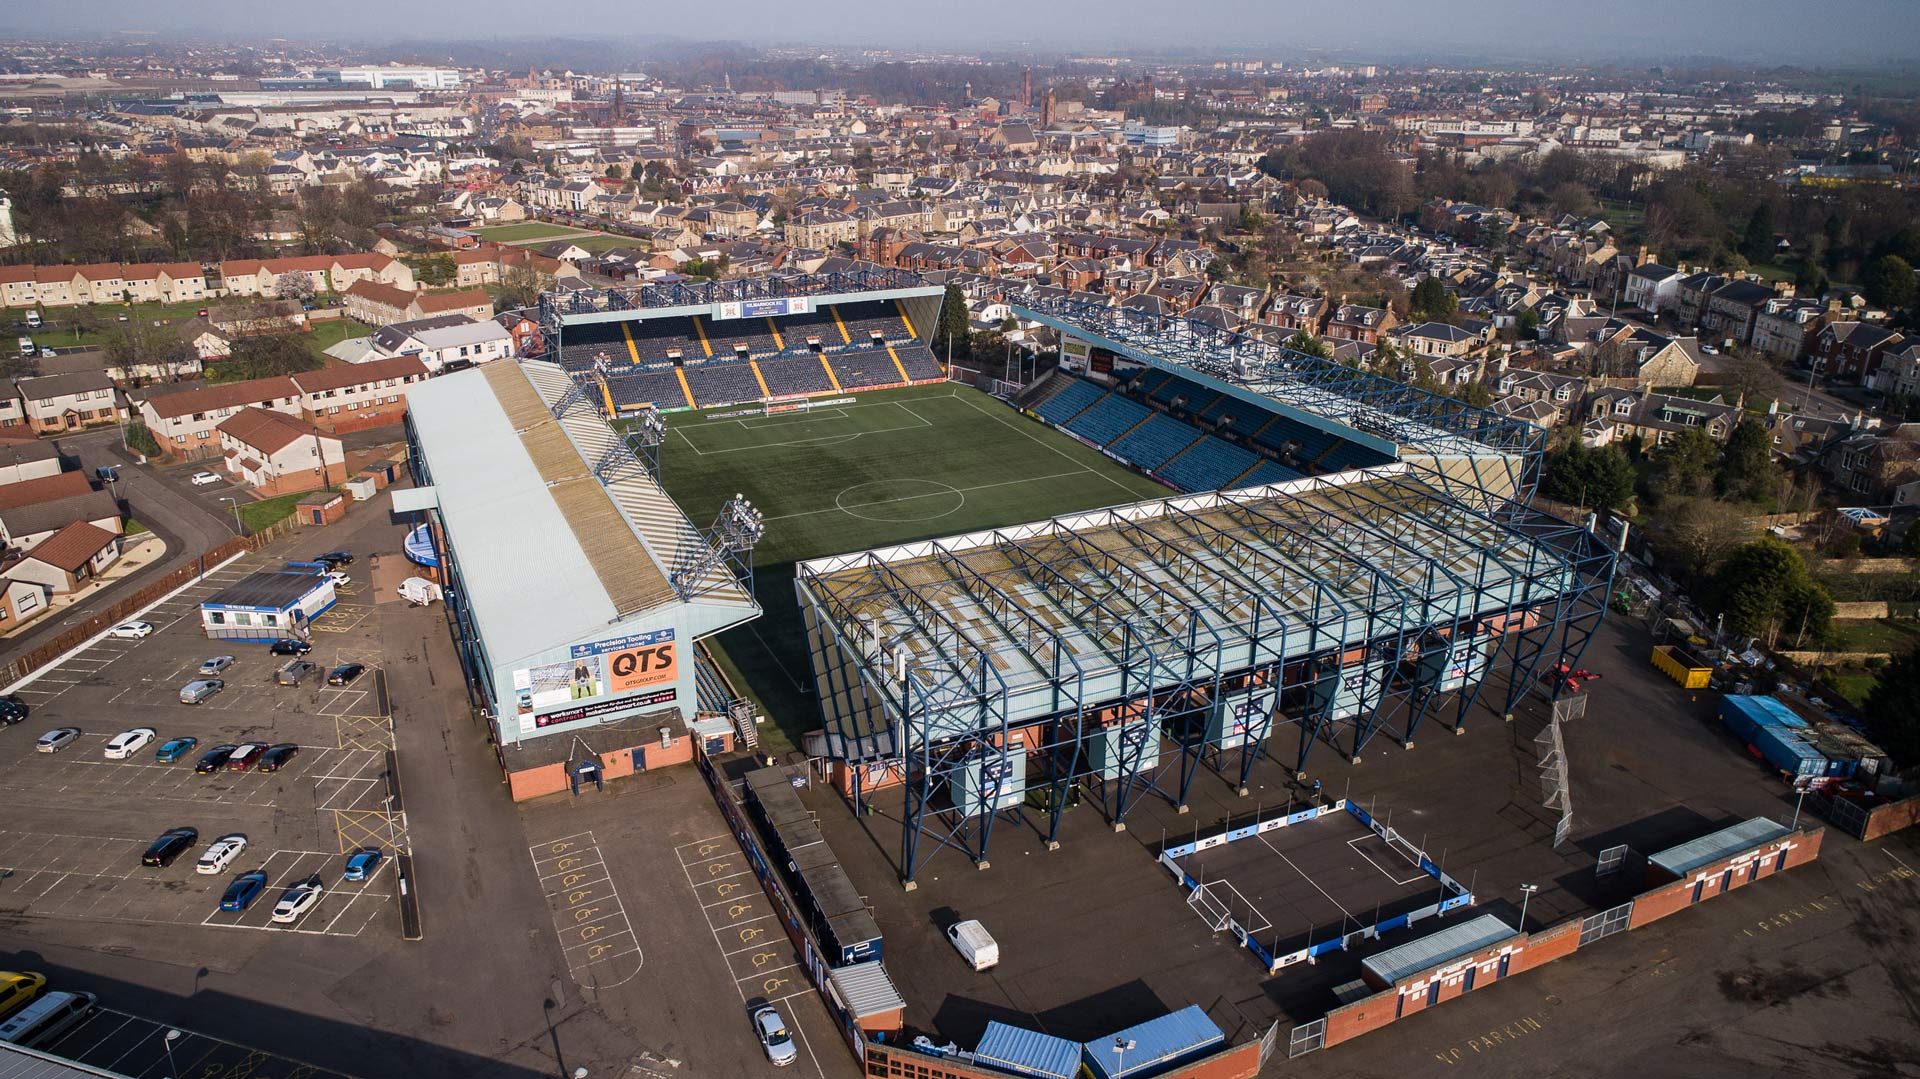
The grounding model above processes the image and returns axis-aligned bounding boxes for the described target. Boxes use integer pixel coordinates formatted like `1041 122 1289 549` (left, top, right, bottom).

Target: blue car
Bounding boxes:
155 737 198 763
342 848 383 882
220 871 268 912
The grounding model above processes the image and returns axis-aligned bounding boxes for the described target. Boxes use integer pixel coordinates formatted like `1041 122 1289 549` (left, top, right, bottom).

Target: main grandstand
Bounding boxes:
541 267 947 413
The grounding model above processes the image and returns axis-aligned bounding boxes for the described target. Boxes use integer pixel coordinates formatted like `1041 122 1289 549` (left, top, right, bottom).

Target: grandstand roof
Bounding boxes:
796 464 1593 752
540 267 941 327
1012 293 1542 464
404 360 756 667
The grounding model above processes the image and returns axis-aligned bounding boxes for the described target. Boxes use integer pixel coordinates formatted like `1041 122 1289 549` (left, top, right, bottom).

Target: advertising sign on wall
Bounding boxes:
512 629 678 728
714 297 810 321
1061 336 1091 374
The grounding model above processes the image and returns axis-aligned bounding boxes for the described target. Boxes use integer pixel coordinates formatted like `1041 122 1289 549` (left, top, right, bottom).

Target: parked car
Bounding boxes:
326 570 352 589
752 1005 797 1067
271 876 324 923
155 737 198 763
35 727 81 754
195 744 238 773
315 551 354 568
342 847 384 882
219 871 269 912
109 621 153 639
189 471 220 486
0 695 27 725
195 833 248 875
141 827 198 868
275 660 316 686
0 970 46 1020
180 679 225 704
268 638 312 656
257 743 300 773
225 743 267 771
198 656 236 675
104 727 156 759
327 663 365 686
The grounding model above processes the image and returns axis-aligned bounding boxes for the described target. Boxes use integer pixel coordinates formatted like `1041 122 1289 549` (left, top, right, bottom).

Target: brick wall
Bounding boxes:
1862 796 1920 841
1630 829 1824 929
308 401 408 434
863 1039 1260 1079
507 762 568 801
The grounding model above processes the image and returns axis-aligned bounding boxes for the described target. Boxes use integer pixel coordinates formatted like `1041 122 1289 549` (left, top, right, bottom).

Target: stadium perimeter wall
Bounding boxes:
864 1038 1262 1079
1306 826 1825 1054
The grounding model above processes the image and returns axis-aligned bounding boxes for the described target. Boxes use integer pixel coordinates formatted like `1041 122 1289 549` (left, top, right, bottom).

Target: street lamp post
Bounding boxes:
163 1028 182 1078
1112 1037 1136 1076
218 496 243 536
1518 883 1540 930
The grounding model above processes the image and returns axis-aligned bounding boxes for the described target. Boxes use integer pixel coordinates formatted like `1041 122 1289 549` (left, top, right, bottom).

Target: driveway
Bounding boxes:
0 428 239 667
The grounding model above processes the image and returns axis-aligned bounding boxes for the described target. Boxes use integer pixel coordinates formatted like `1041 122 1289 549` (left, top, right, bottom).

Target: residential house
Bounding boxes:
367 315 514 374
1879 344 1920 401
1265 293 1329 335
289 355 429 431
1751 297 1831 361
14 372 122 434
0 440 62 484
216 407 348 495
207 300 307 337
1325 302 1398 345
1583 386 1742 447
1622 262 1684 315
0 488 121 552
1822 427 1920 502
1700 278 1785 347
8 520 122 594
1392 321 1481 358
1495 369 1588 427
342 280 417 326
1816 321 1905 382
136 378 304 457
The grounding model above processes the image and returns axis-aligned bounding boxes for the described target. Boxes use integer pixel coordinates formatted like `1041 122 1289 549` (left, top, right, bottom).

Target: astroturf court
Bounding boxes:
657 382 1169 748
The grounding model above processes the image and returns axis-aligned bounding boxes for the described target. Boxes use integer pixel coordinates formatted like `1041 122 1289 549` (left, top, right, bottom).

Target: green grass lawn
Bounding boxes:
505 230 639 254
473 222 592 243
656 384 1169 750
1822 667 1879 709
238 493 305 532
307 317 371 359
1829 618 1920 654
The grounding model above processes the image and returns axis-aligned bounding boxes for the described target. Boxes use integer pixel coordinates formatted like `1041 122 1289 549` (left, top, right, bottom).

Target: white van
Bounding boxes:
945 919 999 971
0 990 97 1047
23 311 40 328
397 576 442 606
15 337 30 356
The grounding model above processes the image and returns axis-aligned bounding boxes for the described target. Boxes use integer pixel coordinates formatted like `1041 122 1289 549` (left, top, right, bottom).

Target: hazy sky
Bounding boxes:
8 0 1920 65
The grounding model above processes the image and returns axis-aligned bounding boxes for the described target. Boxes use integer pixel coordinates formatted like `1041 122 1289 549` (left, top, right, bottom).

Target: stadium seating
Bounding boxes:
1157 436 1261 492
894 344 942 380
1034 380 1107 425
1147 372 1209 411
628 317 702 363
1202 392 1273 432
1235 460 1305 488
1110 413 1201 471
683 361 764 408
556 322 631 372
758 353 837 397
1065 393 1154 445
828 346 905 389
604 367 690 410
837 302 913 343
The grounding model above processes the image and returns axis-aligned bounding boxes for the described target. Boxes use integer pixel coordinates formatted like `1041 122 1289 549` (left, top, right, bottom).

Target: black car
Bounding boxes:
314 551 354 568
269 638 313 656
141 827 198 867
257 743 300 773
327 663 366 686
0 694 26 725
195 744 239 774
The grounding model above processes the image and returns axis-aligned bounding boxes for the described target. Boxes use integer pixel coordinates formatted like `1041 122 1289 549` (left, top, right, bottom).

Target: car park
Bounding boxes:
342 847 383 881
752 1005 798 1067
179 678 225 704
155 736 197 763
35 727 80 753
109 621 153 639
225 743 267 771
195 744 238 773
104 727 156 759
195 834 248 874
0 695 27 725
269 638 312 656
198 655 236 675
140 827 198 868
189 471 220 486
271 877 324 923
276 659 316 686
256 743 300 773
220 871 269 911
0 971 46 1019
327 662 366 686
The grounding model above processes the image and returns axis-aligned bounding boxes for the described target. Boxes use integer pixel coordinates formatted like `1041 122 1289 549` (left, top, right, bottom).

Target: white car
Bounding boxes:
326 570 352 589
271 877 324 923
195 833 248 875
189 471 221 486
109 621 154 639
752 1005 797 1067
104 727 156 760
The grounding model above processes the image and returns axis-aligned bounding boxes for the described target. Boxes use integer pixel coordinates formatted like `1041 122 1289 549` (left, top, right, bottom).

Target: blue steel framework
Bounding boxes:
1011 292 1548 504
798 470 1615 887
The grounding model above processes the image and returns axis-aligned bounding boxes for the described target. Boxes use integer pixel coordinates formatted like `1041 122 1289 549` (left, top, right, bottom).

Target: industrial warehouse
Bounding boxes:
399 273 1842 1079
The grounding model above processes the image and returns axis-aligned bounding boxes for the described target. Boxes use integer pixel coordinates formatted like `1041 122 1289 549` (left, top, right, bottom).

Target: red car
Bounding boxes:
225 742 267 771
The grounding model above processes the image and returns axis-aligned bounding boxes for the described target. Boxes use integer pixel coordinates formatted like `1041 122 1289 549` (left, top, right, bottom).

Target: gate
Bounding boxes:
1814 792 1868 839
1287 1019 1325 1058
1579 901 1633 946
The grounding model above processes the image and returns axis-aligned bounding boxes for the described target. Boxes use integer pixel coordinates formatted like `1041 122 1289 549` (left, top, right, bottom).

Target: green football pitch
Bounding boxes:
657 382 1169 751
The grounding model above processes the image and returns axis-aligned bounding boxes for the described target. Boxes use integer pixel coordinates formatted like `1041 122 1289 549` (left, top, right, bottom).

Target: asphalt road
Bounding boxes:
0 428 238 668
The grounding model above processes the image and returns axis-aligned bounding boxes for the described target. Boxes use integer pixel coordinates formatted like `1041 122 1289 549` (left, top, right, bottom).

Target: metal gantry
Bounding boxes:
797 470 1614 887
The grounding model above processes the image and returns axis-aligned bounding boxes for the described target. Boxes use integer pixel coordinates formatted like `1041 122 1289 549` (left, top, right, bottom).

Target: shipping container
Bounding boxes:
1719 695 1808 744
1651 644 1711 689
1750 724 1826 778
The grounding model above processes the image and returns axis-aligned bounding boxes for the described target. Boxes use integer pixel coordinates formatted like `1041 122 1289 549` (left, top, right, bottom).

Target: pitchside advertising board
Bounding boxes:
511 628 680 733
712 297 810 320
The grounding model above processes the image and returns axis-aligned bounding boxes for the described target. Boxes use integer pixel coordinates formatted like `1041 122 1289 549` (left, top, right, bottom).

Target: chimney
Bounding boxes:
1827 298 1842 314
1637 245 1649 264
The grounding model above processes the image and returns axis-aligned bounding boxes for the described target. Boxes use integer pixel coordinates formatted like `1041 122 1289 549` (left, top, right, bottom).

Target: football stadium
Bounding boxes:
400 272 1822 1078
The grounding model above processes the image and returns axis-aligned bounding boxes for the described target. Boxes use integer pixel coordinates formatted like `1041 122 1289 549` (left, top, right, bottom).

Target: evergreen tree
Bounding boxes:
935 283 971 359
1741 203 1776 265
1716 417 1774 502
1864 646 1920 766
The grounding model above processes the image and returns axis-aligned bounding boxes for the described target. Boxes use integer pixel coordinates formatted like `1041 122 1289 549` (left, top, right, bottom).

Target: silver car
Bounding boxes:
198 656 236 675
35 727 81 753
180 679 225 704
